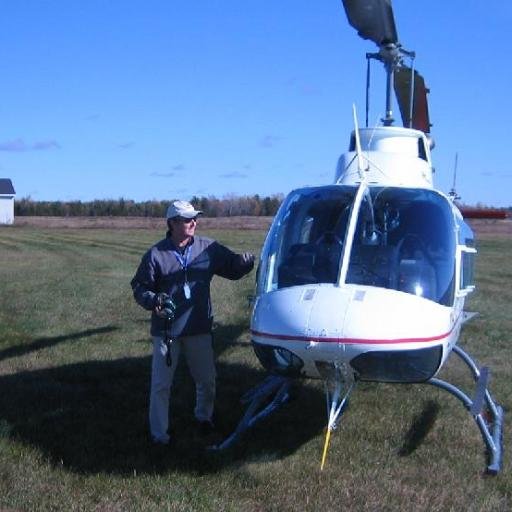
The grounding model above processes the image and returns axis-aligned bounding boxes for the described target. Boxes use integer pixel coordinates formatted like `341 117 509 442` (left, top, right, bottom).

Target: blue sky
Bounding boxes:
1 1 511 206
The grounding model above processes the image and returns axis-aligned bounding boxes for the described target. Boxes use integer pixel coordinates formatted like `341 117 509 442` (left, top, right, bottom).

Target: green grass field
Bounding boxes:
0 225 510 511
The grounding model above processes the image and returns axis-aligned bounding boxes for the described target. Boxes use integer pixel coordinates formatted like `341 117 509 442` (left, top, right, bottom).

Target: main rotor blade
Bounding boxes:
394 66 431 133
341 0 398 46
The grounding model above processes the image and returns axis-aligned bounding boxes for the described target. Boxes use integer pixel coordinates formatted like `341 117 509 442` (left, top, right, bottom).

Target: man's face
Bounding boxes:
170 216 197 240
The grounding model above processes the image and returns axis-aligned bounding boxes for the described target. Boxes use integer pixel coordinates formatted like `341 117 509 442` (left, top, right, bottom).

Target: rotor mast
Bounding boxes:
368 43 416 127
368 43 401 126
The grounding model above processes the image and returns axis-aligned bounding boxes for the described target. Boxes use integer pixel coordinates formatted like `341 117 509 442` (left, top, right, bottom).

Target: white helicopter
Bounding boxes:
214 0 503 473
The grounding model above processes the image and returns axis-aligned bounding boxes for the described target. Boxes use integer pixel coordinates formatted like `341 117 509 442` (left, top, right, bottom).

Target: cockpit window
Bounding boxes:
256 186 357 293
346 187 456 305
257 185 456 307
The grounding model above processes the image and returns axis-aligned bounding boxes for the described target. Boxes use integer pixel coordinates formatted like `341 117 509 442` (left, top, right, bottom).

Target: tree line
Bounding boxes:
14 194 284 218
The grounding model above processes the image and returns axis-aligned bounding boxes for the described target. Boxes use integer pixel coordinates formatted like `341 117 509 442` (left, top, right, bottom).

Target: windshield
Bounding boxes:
346 187 456 305
256 185 456 306
256 186 357 293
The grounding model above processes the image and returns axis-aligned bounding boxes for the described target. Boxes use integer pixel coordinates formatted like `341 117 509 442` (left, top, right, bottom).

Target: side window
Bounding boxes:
460 249 476 291
417 138 427 161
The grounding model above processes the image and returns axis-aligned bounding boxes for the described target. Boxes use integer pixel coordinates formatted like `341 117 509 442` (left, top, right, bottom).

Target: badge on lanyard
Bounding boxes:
174 245 192 300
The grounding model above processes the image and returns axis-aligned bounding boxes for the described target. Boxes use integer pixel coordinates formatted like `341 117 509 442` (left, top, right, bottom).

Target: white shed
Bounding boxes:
0 179 16 225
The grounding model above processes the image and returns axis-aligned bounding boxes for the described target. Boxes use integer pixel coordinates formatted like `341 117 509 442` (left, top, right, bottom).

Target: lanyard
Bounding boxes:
172 245 191 271
172 245 192 299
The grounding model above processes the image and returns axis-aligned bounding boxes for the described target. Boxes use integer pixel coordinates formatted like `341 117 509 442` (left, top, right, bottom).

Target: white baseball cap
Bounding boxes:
166 200 203 219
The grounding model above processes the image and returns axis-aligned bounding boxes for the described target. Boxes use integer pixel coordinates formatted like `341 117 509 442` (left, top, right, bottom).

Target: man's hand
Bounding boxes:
155 293 177 320
241 252 255 266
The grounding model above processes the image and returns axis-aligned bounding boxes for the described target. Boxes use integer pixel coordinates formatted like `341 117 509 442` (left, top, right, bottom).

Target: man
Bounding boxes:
131 200 255 445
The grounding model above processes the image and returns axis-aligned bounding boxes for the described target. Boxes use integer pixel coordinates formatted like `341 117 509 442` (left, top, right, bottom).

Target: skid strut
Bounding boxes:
320 364 356 469
427 345 504 474
210 375 291 450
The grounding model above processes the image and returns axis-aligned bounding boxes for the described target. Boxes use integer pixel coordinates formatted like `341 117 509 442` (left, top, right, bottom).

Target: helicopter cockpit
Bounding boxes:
256 185 457 306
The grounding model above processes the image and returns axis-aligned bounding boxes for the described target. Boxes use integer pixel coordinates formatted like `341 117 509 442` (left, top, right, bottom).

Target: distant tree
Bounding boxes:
14 194 284 218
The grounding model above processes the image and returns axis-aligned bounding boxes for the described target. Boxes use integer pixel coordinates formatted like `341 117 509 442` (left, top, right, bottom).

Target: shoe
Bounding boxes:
196 420 215 437
152 439 170 446
195 420 224 447
150 435 172 448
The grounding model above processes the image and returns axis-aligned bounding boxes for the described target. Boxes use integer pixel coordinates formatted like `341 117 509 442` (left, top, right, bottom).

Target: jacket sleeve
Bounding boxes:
130 250 158 311
211 241 254 280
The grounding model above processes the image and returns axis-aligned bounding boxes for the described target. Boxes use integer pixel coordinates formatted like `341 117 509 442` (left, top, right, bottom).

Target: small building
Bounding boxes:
0 179 16 225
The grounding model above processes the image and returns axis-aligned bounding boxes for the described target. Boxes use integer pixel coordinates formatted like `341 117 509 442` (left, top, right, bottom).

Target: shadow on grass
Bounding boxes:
212 322 250 352
0 326 325 476
0 325 119 362
398 400 440 456
131 322 249 352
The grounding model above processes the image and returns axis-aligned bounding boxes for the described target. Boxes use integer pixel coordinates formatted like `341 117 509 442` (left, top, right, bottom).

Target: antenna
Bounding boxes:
448 152 461 201
352 104 365 179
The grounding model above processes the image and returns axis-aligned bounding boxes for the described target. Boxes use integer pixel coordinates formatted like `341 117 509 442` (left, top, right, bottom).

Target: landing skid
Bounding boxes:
209 375 291 450
427 345 504 474
213 347 503 474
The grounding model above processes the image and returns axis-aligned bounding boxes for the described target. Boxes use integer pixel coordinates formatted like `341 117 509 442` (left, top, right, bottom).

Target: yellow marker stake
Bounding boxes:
320 427 332 470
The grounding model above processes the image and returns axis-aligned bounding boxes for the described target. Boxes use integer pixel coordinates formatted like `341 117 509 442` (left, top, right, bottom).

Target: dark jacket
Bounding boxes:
131 233 253 337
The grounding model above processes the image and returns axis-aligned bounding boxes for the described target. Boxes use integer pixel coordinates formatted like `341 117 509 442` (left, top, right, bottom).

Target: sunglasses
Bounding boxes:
173 216 197 224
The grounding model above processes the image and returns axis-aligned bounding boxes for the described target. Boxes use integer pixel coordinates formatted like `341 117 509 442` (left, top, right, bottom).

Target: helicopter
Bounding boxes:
214 0 503 474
